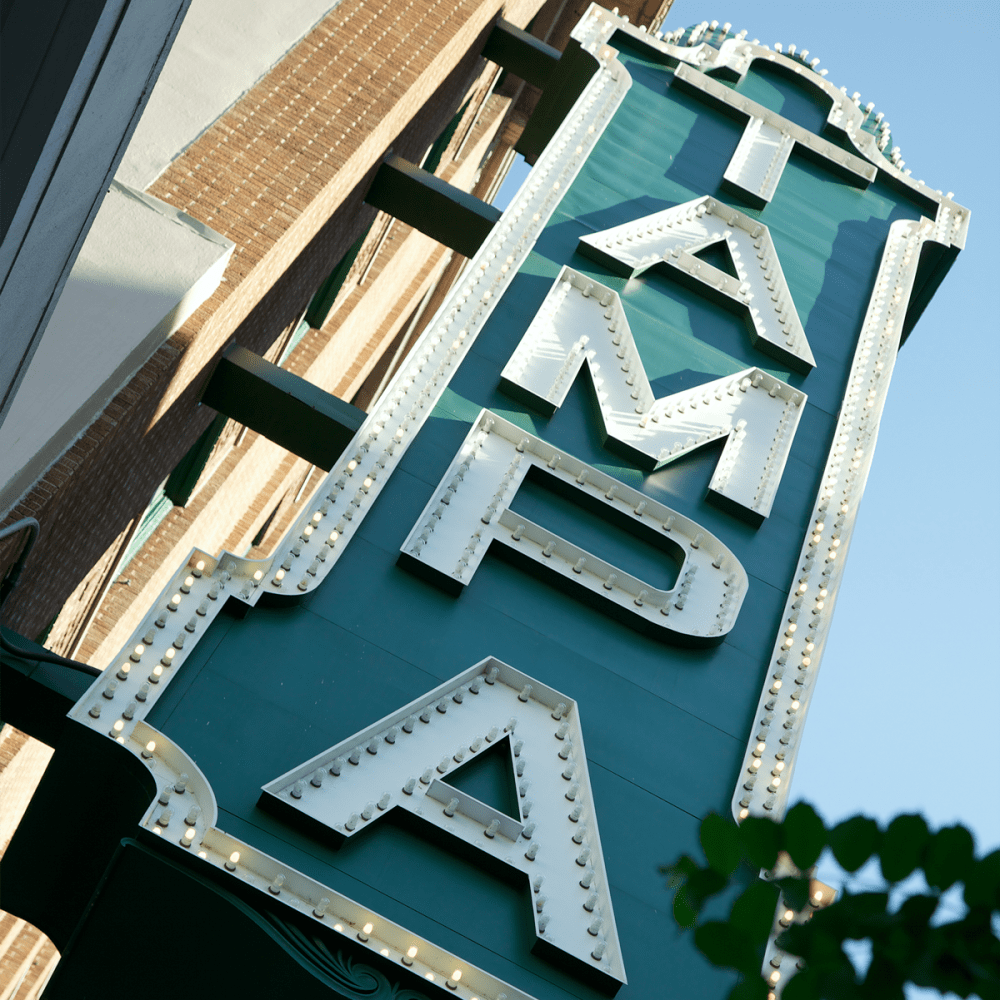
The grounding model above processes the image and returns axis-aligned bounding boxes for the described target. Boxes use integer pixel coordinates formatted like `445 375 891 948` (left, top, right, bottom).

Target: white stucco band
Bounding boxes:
115 0 345 191
0 182 234 515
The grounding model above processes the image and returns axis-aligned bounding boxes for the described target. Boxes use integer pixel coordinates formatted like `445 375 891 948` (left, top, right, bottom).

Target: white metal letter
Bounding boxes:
577 196 816 372
398 410 748 645
500 266 806 522
261 657 627 989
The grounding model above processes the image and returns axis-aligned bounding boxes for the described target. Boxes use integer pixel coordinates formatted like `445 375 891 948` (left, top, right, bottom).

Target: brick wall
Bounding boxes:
1 0 541 641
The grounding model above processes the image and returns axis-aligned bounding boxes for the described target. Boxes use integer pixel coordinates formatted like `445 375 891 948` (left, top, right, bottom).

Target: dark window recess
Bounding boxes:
34 613 59 645
304 226 372 329
250 502 282 550
164 412 230 507
277 319 311 367
422 98 470 176
111 484 175 582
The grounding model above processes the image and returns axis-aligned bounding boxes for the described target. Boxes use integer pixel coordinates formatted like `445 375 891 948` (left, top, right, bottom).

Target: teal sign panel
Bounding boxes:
51 13 966 1000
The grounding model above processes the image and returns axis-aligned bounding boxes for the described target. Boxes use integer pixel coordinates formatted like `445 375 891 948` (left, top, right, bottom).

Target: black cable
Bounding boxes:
0 517 38 609
1 631 102 676
0 517 103 677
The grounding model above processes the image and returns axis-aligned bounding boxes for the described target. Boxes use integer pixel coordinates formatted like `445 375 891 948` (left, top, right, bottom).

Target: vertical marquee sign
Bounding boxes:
25 8 966 999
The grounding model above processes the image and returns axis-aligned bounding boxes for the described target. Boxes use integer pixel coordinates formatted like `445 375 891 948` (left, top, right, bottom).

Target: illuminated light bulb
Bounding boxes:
813 889 823 902
142 740 156 758
814 522 824 532
425 974 435 982
181 827 197 846
161 647 175 664
362 477 373 490
113 720 124 733
783 638 794 649
751 759 762 770
169 594 182 608
312 512 322 524
225 851 240 871
801 656 812 667
150 665 164 682
153 826 162 835
770 970 781 983
403 946 418 965
348 460 358 472
358 922 373 941
756 742 766 754
253 570 263 582
274 570 285 584
180 576 194 594
131 644 145 661
739 808 749 820
805 642 815 652
302 525 313 538
771 680 782 691
117 663 131 680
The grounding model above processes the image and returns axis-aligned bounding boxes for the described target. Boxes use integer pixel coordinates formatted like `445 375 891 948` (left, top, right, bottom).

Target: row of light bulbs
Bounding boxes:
737 223 921 823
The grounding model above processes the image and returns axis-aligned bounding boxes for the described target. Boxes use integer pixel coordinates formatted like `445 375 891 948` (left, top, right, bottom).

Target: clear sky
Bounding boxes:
667 1 1000 855
494 0 1000 950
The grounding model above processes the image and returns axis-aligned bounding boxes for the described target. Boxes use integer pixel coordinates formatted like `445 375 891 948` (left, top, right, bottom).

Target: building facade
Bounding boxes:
0 5 966 999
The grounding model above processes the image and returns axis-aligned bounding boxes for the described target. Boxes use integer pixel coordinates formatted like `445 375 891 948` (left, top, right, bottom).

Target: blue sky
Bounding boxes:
495 0 1000 927
679 1 1000 854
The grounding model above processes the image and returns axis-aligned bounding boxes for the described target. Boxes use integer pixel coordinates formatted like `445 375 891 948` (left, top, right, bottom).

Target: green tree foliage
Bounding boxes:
662 803 1000 1000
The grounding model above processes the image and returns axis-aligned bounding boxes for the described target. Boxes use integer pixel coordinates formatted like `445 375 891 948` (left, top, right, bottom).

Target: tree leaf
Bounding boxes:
860 952 907 1000
963 849 1000 910
730 881 780 946
923 824 975 891
780 969 822 1000
879 813 929 882
738 815 782 871
674 887 698 928
829 815 881 873
694 921 759 974
661 853 699 888
673 867 728 926
776 874 810 911
834 891 891 939
783 802 827 871
701 812 742 876
727 978 770 1000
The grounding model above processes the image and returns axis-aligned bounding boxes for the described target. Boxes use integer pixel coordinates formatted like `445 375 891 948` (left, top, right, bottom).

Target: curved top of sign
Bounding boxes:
609 12 969 247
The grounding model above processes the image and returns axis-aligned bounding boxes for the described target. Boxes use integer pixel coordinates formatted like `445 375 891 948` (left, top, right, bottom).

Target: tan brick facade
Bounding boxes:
0 1 674 988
